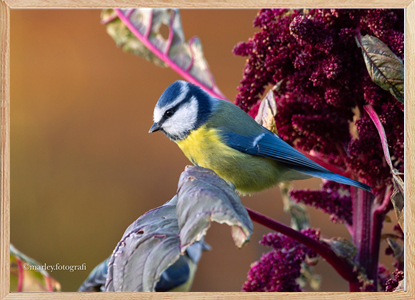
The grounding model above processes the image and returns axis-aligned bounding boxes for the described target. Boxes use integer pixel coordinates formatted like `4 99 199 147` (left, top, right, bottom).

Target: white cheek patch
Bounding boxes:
163 96 198 138
153 107 163 123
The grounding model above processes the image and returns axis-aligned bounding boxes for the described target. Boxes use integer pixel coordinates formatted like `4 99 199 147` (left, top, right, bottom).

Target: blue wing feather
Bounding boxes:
221 129 372 192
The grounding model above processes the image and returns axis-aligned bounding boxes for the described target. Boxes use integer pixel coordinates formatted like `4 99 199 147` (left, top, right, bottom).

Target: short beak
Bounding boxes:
149 122 161 133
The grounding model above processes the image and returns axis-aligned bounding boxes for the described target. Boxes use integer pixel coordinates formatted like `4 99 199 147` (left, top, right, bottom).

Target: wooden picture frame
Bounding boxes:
1 1 413 299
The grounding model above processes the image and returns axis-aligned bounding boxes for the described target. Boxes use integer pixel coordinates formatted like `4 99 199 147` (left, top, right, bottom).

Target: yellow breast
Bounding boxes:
176 125 284 194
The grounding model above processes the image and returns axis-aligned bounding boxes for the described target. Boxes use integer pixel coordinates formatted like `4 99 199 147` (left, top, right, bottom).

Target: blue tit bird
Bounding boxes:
77 239 210 292
149 80 372 195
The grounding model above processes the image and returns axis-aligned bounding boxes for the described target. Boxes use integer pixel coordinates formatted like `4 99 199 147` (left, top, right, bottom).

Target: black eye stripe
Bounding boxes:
165 109 174 117
158 87 198 127
162 93 192 119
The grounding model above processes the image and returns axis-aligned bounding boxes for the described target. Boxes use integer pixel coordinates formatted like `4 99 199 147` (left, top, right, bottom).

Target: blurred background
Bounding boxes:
10 9 397 292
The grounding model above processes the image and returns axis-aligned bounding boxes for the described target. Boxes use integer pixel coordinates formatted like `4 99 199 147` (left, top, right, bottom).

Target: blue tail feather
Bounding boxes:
290 166 372 193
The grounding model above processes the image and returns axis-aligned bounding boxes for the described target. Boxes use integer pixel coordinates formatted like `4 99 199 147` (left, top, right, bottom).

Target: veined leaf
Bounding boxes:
10 244 60 292
104 196 211 292
102 8 227 100
105 197 182 292
101 9 167 67
176 166 253 251
356 34 404 104
105 166 253 292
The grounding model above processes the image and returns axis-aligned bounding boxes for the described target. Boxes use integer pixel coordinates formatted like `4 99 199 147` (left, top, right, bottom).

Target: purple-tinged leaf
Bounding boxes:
105 197 182 292
356 34 404 104
10 244 60 292
176 166 253 251
105 8 227 100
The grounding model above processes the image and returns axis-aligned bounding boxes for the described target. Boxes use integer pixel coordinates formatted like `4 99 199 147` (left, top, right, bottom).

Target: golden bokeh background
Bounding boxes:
10 9 397 292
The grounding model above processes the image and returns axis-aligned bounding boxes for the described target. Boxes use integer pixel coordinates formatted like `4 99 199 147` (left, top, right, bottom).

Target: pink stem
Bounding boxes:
114 8 228 101
246 207 358 284
375 186 393 215
364 103 392 169
16 259 23 292
185 37 196 72
45 276 54 292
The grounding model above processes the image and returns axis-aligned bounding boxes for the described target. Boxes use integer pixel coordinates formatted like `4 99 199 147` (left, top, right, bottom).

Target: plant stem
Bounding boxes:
246 207 358 284
113 8 228 101
16 259 23 292
352 187 379 290
349 281 361 292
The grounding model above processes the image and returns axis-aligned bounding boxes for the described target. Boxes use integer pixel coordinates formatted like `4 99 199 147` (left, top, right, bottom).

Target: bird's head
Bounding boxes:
149 81 213 141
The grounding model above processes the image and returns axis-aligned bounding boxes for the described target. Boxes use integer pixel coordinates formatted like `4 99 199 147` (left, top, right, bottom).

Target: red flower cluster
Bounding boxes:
233 8 404 197
236 9 404 292
242 228 319 292
290 181 352 224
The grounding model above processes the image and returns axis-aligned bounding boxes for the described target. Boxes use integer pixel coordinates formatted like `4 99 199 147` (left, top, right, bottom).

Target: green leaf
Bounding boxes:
176 166 253 251
357 34 404 103
323 237 357 266
105 197 182 292
10 244 61 292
